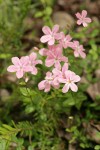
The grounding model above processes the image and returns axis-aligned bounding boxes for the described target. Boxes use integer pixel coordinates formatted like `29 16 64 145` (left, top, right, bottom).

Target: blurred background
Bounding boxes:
0 0 100 150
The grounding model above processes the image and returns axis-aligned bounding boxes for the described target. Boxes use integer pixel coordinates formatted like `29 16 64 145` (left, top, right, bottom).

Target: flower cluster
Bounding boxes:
38 24 83 93
7 10 91 93
38 63 80 93
7 52 42 79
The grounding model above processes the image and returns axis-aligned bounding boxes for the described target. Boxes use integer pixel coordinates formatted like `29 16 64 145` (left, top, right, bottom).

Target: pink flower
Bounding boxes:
52 63 69 87
59 32 72 48
28 52 42 75
40 25 62 45
70 41 86 58
7 56 32 79
39 48 48 56
76 10 92 27
52 63 68 79
59 70 81 93
45 45 68 68
38 72 59 92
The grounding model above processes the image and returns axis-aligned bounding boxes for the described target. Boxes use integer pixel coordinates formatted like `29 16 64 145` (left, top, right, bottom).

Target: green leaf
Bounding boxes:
20 87 30 97
2 124 15 131
45 7 52 15
35 11 44 18
94 145 100 150
28 145 35 150
0 140 7 150
63 98 75 107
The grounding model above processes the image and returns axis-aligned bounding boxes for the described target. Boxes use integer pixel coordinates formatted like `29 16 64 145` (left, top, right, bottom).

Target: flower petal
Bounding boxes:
31 66 38 75
62 63 68 72
54 33 62 40
83 22 88 27
40 35 51 43
77 20 82 25
23 66 33 72
75 12 81 19
48 38 55 45
16 70 24 78
73 75 81 82
39 48 48 56
44 82 51 92
45 58 55 67
12 57 20 66
20 56 29 65
55 61 61 69
79 51 86 59
62 84 69 93
7 65 17 72
52 25 59 33
85 18 92 23
58 78 66 83
70 83 78 92
74 51 79 57
82 10 87 18
42 26 51 34
29 52 37 60
38 80 46 90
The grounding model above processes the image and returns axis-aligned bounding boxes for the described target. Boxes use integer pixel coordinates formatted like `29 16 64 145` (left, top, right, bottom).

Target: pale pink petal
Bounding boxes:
23 65 32 72
55 61 61 69
75 12 81 19
77 20 82 25
39 48 48 56
85 18 92 23
52 68 61 76
73 75 81 82
55 46 62 58
83 22 88 27
45 58 55 67
48 38 55 45
7 65 17 72
12 57 20 66
60 32 65 39
60 56 68 62
74 41 79 46
79 51 86 58
20 56 29 65
36 60 42 64
58 78 66 83
16 70 24 78
31 66 38 75
29 52 37 60
52 83 60 89
40 35 51 43
38 80 46 90
65 70 74 79
82 10 87 18
52 25 59 33
46 72 52 77
53 78 59 86
42 26 51 34
62 63 68 73
68 42 74 48
74 51 79 57
62 84 69 93
66 35 72 41
54 33 62 40
44 83 51 92
70 83 78 92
